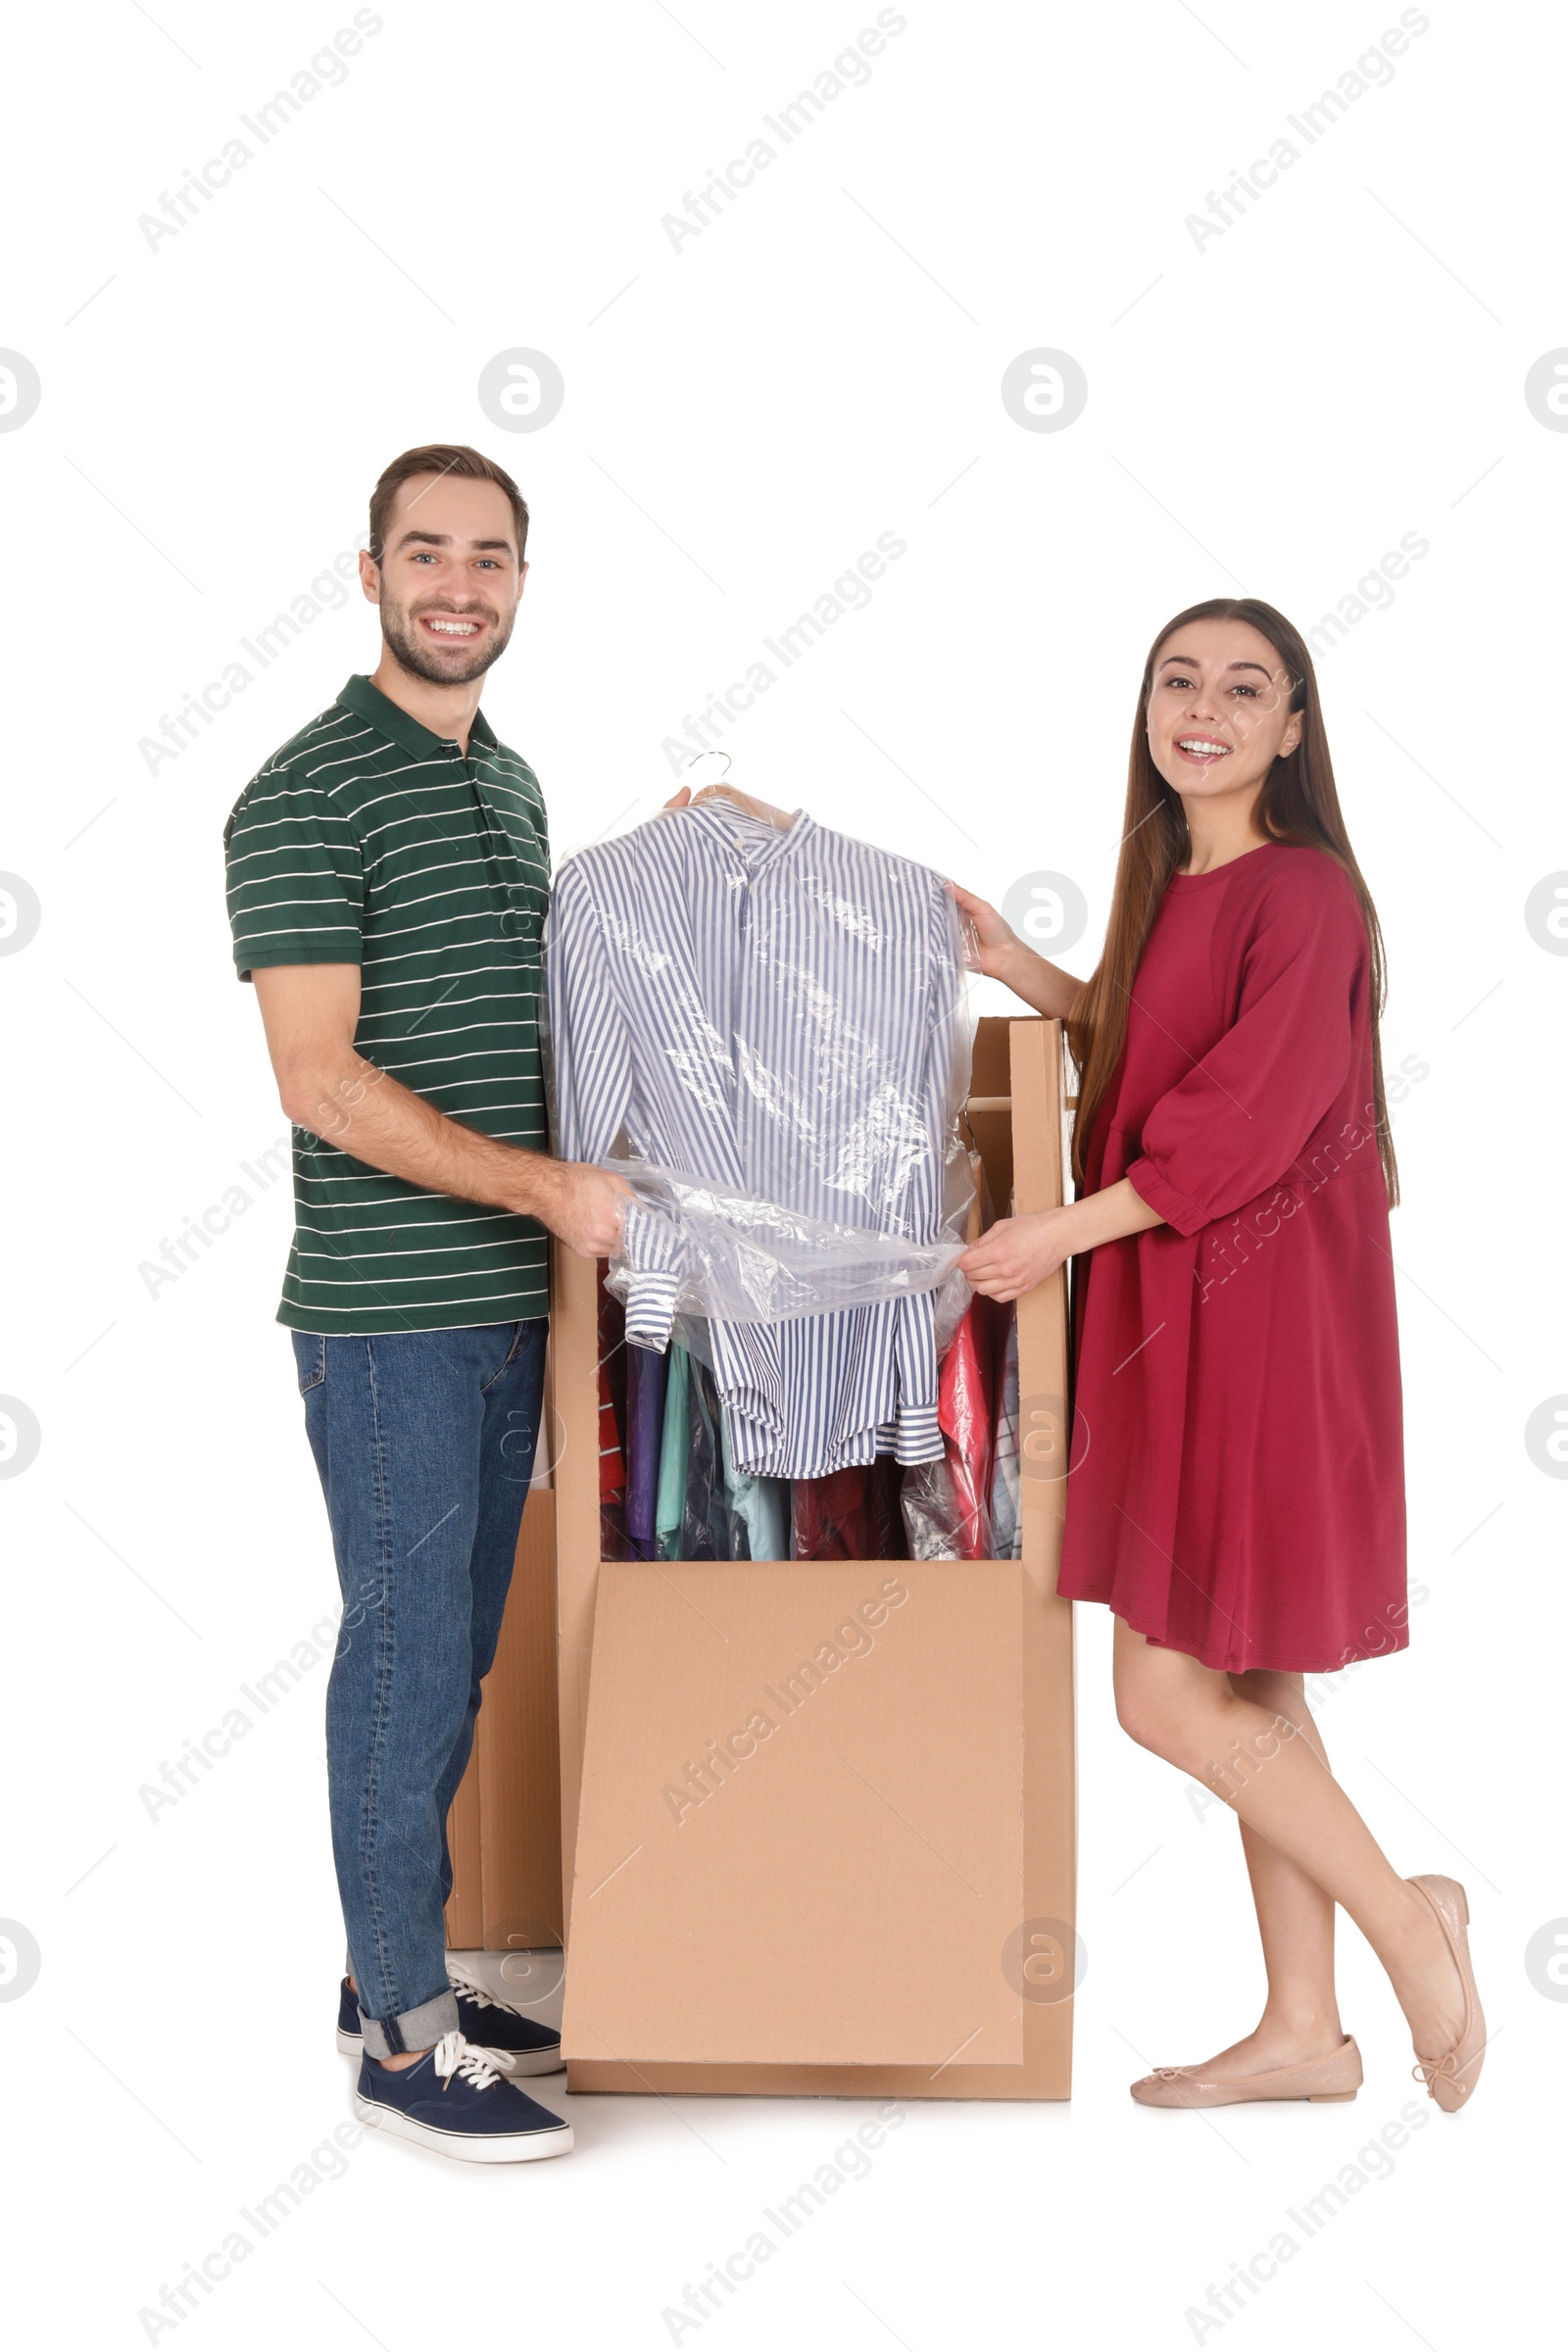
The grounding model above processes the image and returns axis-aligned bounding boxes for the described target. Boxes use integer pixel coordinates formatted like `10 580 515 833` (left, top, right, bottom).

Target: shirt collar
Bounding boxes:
685 795 813 875
337 674 498 762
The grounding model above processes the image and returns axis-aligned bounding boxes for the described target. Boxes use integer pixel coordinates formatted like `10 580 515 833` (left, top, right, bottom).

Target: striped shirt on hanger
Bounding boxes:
545 797 972 1478
224 673 551 1333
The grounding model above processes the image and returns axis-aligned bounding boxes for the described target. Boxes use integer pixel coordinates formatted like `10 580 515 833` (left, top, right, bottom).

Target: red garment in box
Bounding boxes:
597 1264 630 1561
902 1292 1004 1560
792 1466 867 1560
1057 845 1407 1674
792 1455 907 1560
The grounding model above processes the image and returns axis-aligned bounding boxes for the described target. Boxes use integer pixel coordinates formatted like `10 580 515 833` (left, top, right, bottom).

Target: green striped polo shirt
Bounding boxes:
223 673 551 1333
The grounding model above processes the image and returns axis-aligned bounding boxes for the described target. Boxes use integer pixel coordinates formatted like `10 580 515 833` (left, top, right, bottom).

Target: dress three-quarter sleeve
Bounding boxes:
1124 858 1370 1236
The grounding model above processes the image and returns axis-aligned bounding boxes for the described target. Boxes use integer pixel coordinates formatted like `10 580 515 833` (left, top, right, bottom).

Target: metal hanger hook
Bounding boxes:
685 749 732 782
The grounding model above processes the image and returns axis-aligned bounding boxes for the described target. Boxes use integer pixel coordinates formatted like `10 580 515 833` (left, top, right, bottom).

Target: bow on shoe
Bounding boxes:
1411 2051 1465 2098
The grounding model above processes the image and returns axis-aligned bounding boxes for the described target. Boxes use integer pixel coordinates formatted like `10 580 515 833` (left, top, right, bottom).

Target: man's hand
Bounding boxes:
530 1161 633 1258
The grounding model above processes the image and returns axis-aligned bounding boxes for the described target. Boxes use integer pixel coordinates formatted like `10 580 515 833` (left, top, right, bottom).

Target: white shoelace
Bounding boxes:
447 1962 507 2014
431 2032 504 2092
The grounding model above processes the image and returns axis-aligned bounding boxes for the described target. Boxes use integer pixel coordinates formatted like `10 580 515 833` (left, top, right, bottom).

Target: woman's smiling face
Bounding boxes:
1146 617 1303 806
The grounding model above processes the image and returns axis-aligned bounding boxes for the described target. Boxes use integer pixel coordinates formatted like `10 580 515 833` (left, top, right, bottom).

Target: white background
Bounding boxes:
1 2 1563 2346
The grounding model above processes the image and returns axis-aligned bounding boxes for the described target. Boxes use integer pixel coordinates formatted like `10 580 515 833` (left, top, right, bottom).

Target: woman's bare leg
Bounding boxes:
1112 1620 1466 2066
1181 1670 1344 2076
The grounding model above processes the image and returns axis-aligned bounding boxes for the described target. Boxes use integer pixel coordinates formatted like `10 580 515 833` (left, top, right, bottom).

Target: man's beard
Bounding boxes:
379 598 515 687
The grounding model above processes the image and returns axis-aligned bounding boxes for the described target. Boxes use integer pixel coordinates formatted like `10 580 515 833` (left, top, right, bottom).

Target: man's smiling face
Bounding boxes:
363 471 527 687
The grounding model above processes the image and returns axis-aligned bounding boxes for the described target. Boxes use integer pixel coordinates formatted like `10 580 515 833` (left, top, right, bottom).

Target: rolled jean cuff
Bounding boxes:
360 1984 460 2060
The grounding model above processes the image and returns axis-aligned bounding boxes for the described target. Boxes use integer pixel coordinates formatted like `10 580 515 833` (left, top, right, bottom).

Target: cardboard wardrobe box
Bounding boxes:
443 1479 564 1957
551 1015 1079 2099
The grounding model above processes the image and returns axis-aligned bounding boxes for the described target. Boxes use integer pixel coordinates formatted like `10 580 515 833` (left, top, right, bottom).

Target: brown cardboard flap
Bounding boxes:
443 1760 483 1950
563 1561 1026 2069
554 1242 603 1940
969 1014 1013 1097
445 1489 563 1951
478 1491 564 1950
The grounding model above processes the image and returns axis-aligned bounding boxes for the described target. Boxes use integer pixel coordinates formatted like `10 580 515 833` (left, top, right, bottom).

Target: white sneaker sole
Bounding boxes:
354 2091 573 2163
336 2027 564 2076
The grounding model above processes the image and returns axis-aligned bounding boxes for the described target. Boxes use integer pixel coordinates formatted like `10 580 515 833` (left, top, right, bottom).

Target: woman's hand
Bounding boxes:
958 1207 1076 1303
951 883 1023 982
950 883 1081 1019
962 1181 1164 1300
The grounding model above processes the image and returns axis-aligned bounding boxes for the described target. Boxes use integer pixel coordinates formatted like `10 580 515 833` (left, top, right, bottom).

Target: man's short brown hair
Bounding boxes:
368 444 530 567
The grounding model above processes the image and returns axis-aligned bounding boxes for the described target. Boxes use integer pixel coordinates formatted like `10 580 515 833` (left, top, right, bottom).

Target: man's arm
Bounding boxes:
251 963 628 1258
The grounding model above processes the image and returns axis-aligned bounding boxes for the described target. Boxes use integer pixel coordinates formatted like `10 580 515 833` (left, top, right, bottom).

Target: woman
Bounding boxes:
956 598 1484 2113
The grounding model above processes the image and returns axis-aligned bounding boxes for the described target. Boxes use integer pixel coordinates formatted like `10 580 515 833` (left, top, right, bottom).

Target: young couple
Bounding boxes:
226 442 1482 2164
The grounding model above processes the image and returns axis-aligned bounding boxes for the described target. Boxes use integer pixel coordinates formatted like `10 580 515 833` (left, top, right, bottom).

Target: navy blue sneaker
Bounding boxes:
337 1969 564 2076
355 2033 572 2163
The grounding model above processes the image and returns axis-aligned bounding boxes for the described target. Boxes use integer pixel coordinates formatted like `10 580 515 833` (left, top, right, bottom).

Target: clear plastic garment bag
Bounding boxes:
543 764 981 1479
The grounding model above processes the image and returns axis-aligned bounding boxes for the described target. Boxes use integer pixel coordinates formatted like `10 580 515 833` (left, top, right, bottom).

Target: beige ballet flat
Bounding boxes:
1407 1874 1486 2112
1130 2034 1363 2108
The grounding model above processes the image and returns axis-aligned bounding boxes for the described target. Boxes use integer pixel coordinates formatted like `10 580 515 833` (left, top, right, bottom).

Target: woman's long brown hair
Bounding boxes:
1067 597 1398 1204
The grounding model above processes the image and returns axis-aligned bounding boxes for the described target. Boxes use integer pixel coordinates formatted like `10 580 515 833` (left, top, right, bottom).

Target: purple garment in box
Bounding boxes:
624 1341 669 1557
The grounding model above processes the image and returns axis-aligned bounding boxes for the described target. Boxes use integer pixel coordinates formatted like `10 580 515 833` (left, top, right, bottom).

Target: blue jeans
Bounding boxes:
292 1320 547 2058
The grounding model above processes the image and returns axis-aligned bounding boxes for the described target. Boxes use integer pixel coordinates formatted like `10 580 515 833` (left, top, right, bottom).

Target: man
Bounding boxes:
224 444 626 2162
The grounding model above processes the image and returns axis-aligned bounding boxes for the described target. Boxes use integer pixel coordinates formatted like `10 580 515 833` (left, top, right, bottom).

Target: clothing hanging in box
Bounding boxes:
635 1301 1020 1566
545 790 976 1481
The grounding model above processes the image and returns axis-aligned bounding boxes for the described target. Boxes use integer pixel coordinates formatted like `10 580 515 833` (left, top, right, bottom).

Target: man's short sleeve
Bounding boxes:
223 760 364 982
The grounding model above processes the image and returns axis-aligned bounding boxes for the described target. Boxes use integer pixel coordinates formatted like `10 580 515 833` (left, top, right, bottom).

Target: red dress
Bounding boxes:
1056 843 1407 1674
